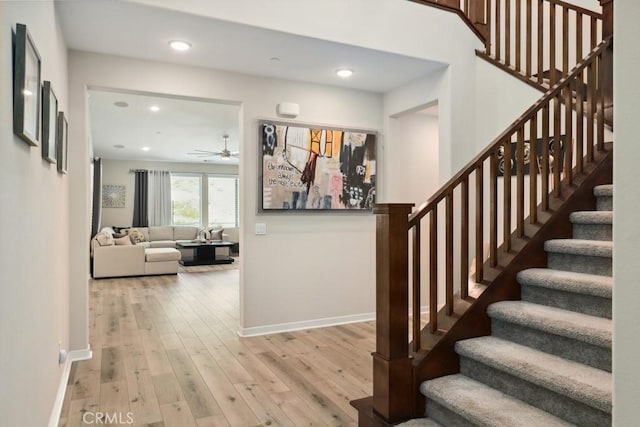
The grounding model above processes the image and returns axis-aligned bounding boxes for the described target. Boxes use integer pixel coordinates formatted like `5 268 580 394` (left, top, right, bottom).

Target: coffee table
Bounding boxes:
176 241 235 266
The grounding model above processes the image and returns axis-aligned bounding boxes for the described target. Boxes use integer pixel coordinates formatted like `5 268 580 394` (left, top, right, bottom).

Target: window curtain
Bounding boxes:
132 170 149 227
90 158 102 237
148 170 171 226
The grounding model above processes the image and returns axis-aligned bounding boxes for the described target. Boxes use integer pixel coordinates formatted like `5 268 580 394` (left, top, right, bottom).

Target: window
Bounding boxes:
170 174 201 226
208 176 239 228
169 173 239 228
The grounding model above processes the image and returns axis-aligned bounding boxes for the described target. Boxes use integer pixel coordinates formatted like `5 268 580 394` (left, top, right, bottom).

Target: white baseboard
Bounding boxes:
48 346 93 427
238 312 375 337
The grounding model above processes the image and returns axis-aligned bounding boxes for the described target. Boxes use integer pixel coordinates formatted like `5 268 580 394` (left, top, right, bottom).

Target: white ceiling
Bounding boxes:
57 1 445 163
88 89 241 164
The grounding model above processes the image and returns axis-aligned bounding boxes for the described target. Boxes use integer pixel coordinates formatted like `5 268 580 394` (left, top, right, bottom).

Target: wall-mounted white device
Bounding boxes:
276 102 300 118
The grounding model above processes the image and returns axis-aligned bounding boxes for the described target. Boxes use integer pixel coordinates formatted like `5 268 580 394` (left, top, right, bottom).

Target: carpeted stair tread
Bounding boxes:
517 268 612 298
593 185 613 197
396 418 443 427
488 301 611 347
544 239 612 257
421 374 573 426
570 211 612 224
456 336 612 413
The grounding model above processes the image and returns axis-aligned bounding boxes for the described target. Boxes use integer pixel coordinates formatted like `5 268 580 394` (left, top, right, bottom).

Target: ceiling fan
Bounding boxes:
188 135 239 160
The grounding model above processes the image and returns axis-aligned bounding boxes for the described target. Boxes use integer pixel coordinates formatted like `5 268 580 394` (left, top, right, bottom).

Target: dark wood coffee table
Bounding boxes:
176 241 235 266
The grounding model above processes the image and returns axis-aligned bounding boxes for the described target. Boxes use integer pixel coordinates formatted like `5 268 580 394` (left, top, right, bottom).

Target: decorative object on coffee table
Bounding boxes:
13 23 41 147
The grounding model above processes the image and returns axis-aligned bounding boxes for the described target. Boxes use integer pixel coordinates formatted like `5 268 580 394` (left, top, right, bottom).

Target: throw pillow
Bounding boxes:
114 236 133 246
100 227 116 236
128 228 146 244
95 232 114 246
208 228 224 241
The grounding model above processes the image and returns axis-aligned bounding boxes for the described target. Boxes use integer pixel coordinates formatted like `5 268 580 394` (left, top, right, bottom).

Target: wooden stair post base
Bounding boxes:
373 353 414 423
360 203 415 425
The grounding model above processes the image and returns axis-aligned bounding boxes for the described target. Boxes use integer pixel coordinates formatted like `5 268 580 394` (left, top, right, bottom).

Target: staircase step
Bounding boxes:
570 211 612 241
420 374 573 427
457 336 611 425
518 268 612 318
488 301 612 371
594 184 613 211
545 239 612 276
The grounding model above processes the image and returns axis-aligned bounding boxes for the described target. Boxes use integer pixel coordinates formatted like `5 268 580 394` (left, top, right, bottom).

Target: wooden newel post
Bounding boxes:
372 203 415 423
599 0 613 39
599 0 613 125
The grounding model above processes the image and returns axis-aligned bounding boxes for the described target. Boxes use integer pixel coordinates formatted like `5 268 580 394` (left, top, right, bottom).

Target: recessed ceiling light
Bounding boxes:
114 101 129 108
336 68 354 78
149 105 160 112
113 144 125 149
270 57 281 61
141 146 150 151
169 40 191 51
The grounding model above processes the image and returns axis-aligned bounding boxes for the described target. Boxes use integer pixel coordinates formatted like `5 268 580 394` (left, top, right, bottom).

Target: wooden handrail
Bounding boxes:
408 0 489 44
547 0 603 18
409 37 611 228
367 35 611 425
486 0 605 91
357 3 613 425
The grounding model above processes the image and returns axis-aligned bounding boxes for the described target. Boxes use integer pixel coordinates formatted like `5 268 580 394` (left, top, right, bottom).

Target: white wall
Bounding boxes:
613 1 640 424
68 51 383 335
475 58 542 150
383 70 446 186
0 2 70 425
386 112 439 205
99 158 238 228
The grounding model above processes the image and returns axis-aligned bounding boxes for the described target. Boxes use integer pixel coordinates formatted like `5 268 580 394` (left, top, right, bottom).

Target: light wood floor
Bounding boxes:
58 263 374 427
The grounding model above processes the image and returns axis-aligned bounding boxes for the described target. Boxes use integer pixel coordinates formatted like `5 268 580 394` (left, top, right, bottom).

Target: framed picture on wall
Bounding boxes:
13 23 42 147
259 120 377 211
42 81 58 164
57 112 68 174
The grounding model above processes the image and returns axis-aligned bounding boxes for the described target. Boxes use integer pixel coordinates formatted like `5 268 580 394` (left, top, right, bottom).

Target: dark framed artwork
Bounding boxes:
497 135 565 176
260 120 377 211
57 112 68 174
42 81 58 164
13 23 41 147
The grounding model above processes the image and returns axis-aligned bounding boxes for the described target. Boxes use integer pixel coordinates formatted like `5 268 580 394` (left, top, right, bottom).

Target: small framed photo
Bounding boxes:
57 112 68 174
13 23 41 146
42 81 58 164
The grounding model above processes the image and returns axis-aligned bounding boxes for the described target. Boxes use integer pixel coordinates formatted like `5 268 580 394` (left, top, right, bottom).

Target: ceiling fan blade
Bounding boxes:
188 149 216 154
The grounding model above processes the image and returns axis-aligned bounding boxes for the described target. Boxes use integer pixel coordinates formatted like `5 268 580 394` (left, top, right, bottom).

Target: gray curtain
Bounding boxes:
148 170 171 226
90 158 102 237
132 170 149 227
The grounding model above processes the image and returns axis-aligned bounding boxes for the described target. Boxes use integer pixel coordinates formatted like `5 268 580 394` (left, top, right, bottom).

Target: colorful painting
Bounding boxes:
260 121 377 211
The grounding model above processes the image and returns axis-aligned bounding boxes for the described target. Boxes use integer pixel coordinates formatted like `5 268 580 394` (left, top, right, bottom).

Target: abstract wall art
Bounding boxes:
102 184 126 208
13 23 41 147
260 120 377 211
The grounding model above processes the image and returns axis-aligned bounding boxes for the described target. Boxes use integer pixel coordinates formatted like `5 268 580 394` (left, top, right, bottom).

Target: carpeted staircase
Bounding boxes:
403 184 613 427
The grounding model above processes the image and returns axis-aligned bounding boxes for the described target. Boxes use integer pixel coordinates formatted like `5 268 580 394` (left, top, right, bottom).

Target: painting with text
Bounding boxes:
261 121 376 211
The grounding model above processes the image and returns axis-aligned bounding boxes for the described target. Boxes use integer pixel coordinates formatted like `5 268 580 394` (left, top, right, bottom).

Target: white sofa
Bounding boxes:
91 225 238 278
92 244 181 278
